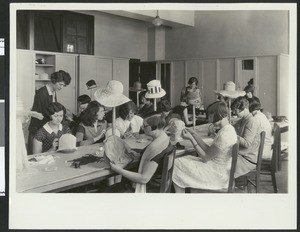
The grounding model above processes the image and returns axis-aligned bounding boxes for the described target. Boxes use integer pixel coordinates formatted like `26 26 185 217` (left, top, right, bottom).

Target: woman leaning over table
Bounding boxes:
75 101 107 146
172 101 237 193
231 96 260 178
32 102 71 154
104 116 173 193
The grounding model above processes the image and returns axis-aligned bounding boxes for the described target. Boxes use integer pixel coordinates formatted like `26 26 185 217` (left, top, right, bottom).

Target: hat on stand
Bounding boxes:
57 134 77 153
145 80 166 99
214 81 245 98
86 80 97 90
129 81 146 92
94 80 130 107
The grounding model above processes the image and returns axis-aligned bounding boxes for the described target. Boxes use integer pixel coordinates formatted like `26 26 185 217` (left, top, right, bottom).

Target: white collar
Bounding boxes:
43 122 63 134
46 84 54 96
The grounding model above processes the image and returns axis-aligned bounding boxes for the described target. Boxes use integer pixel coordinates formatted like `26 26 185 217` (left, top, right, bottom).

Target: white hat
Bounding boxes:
145 80 166 99
57 134 77 153
94 80 130 107
214 81 245 98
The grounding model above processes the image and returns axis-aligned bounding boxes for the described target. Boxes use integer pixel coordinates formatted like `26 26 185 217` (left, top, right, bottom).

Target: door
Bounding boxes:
160 63 171 102
55 54 77 114
235 58 257 93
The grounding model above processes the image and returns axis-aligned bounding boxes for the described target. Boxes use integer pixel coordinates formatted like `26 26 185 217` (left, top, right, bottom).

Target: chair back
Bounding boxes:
160 146 176 193
255 131 266 192
228 143 239 193
271 124 281 171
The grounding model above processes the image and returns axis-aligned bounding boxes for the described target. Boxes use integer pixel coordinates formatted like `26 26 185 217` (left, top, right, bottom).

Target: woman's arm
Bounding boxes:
183 108 193 125
110 161 158 184
186 128 210 152
32 138 43 154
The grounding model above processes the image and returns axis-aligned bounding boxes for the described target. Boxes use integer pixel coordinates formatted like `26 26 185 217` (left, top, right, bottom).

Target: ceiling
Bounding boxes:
100 10 195 28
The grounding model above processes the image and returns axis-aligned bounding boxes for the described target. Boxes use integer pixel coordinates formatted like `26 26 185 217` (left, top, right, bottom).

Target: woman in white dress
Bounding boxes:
172 101 237 193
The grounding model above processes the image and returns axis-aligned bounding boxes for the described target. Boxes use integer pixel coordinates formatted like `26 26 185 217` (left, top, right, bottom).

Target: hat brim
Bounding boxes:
214 90 246 98
94 88 131 107
57 148 77 153
129 87 146 92
145 89 166 99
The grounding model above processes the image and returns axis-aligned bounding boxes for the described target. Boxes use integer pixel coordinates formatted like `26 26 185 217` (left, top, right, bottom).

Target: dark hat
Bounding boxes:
86 80 97 89
77 95 91 105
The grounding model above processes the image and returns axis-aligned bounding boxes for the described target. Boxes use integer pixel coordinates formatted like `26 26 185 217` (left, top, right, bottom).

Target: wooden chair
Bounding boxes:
185 143 239 193
260 124 282 193
160 146 177 193
235 131 266 193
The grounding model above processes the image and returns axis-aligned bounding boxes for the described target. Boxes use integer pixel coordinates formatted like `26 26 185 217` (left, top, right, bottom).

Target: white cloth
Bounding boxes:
172 124 237 190
46 84 56 102
115 115 143 136
135 131 169 193
254 111 273 159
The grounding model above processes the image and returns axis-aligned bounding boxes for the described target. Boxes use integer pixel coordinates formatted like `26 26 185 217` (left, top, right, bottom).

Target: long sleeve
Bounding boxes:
235 116 258 149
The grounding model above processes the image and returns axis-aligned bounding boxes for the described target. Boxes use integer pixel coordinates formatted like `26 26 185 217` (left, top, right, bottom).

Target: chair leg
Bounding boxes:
246 179 252 193
271 170 278 193
256 175 260 193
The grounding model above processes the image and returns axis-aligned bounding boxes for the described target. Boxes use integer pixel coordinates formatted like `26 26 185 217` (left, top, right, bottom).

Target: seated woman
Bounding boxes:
231 96 260 178
137 91 154 118
172 101 237 193
249 100 273 159
75 101 107 146
115 101 143 139
105 116 173 193
32 102 71 154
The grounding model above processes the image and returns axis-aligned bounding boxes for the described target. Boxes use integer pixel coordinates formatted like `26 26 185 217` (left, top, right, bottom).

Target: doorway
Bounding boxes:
160 63 171 102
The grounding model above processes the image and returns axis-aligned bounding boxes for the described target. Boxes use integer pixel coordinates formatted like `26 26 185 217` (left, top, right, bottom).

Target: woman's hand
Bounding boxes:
181 129 193 140
109 161 122 173
52 138 59 150
186 127 196 135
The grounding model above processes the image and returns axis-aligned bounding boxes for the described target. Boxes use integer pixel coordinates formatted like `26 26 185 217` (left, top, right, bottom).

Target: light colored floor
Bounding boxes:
235 153 288 194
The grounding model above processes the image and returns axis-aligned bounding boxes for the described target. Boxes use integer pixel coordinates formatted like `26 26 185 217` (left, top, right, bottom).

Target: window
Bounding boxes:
242 59 254 70
17 10 94 54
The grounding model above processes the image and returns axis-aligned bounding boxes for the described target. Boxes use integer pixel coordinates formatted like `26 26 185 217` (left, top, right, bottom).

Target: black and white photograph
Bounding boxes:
9 2 297 230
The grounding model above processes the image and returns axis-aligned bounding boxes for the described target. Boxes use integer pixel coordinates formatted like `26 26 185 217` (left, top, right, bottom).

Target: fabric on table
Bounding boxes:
172 124 237 190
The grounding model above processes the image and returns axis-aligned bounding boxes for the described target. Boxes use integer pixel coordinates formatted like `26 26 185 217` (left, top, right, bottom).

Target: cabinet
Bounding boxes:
34 53 55 90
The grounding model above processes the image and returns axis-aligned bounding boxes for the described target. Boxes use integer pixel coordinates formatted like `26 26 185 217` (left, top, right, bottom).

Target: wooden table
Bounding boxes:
17 125 213 193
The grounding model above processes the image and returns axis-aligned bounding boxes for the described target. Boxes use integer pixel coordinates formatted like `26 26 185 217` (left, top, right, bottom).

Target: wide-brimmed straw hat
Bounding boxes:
214 81 245 98
145 80 166 99
57 134 77 153
94 80 130 107
129 81 146 92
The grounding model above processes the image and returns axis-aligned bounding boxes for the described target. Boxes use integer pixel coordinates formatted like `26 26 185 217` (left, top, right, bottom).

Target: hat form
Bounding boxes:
214 81 245 98
94 80 130 107
57 134 77 153
129 81 146 92
145 80 166 99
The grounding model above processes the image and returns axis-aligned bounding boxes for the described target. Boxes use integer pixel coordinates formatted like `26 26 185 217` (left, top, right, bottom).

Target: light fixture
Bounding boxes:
152 10 163 27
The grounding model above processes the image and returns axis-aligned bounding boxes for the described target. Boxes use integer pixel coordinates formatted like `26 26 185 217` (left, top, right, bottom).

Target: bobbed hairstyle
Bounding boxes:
82 101 104 126
50 70 71 85
44 102 66 122
138 91 149 103
244 84 255 94
77 94 91 105
206 101 228 123
231 96 249 112
159 99 172 112
118 101 137 120
188 77 198 86
146 115 166 131
249 99 261 113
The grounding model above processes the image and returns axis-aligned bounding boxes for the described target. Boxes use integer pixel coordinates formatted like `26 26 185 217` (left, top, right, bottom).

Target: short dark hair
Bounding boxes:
244 84 255 94
50 70 71 85
82 101 104 126
159 99 172 112
118 101 137 120
231 96 249 111
207 101 228 123
77 95 91 105
138 91 149 103
188 77 198 86
249 100 261 113
44 102 66 122
146 115 166 130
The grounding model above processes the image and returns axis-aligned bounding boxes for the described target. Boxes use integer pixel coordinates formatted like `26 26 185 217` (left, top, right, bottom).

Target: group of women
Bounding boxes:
26 71 272 193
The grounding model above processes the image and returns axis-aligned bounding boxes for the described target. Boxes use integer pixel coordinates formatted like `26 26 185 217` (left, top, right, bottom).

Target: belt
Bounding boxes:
241 155 257 165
